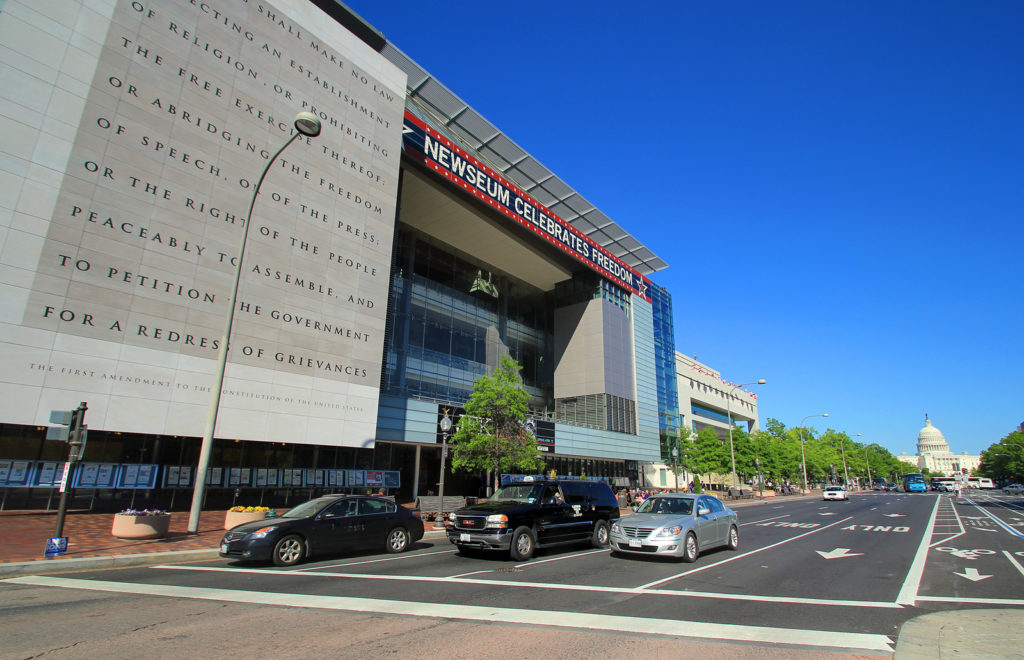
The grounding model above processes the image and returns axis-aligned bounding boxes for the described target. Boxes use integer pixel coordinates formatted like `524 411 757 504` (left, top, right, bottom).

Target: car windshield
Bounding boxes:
490 484 543 503
279 498 334 518
826 487 843 491
636 497 693 515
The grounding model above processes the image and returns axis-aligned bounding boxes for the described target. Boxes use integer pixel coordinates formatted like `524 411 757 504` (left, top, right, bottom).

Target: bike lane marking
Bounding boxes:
960 496 1024 539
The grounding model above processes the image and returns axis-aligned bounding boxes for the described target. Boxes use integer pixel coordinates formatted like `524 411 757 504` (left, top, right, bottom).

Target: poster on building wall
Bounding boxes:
0 0 407 447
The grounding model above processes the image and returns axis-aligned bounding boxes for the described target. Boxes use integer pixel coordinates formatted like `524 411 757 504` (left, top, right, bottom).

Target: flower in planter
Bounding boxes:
117 508 169 516
228 506 271 513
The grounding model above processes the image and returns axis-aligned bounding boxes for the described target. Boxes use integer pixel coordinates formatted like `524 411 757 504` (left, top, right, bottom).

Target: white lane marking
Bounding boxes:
297 548 454 571
145 564 901 608
637 516 855 589
1003 551 1024 578
448 570 495 578
3 574 897 651
896 495 940 606
929 496 965 547
953 567 992 581
960 497 1024 539
916 595 1024 606
740 514 790 526
515 548 607 569
816 548 862 560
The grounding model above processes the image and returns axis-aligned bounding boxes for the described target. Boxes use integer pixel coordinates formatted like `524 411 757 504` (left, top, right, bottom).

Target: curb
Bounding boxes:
0 548 221 578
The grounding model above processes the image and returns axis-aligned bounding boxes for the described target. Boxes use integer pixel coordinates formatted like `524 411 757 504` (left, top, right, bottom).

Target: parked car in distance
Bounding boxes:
608 493 738 562
219 495 424 566
886 482 898 491
446 479 620 561
823 486 849 501
1003 483 1024 495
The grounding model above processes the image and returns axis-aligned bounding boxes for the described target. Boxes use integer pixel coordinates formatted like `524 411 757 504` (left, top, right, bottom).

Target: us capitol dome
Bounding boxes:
896 415 981 476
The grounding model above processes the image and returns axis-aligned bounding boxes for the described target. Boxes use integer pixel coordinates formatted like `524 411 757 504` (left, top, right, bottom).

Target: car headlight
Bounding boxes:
247 526 277 539
485 514 508 529
447 513 458 525
610 522 621 534
652 525 683 538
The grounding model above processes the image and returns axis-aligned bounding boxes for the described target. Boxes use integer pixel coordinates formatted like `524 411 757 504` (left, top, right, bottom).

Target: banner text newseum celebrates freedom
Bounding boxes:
402 113 651 302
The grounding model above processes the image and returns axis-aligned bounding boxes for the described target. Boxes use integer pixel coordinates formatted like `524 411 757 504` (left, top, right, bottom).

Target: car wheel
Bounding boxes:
681 532 699 563
272 534 305 566
385 526 411 553
591 520 610 548
726 525 739 551
509 526 536 561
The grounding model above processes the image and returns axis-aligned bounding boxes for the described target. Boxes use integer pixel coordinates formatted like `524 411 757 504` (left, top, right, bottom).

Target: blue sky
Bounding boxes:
342 1 1023 456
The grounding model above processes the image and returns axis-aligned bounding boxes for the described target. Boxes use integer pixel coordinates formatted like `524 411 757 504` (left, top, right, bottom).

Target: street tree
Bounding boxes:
979 430 1024 482
450 355 545 493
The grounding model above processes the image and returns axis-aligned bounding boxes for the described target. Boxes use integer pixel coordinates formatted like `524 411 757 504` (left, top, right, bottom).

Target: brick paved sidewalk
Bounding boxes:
0 510 226 564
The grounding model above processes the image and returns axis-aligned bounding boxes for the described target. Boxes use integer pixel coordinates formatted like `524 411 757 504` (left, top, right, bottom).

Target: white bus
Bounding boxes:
967 476 995 489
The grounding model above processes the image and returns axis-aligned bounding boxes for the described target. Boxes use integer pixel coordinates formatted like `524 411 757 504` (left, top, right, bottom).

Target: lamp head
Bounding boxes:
294 112 322 137
756 379 766 385
823 413 829 418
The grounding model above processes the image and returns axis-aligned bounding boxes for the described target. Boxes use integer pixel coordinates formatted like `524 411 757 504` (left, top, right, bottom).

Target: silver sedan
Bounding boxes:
609 494 739 562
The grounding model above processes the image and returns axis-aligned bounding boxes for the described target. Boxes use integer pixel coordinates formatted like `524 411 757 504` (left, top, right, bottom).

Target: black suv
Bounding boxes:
446 479 620 560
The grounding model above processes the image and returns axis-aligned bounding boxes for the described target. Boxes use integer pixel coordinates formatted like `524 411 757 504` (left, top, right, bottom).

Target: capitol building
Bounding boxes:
896 416 981 476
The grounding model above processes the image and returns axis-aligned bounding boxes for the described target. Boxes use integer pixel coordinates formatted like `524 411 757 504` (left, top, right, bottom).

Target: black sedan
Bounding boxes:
219 495 424 566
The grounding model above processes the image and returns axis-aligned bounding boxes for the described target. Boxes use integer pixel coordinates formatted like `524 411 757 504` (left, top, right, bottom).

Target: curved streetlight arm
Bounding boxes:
798 413 828 492
188 115 320 533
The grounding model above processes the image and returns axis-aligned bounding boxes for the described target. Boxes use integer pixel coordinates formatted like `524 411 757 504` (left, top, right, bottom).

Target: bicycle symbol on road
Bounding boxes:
935 547 996 560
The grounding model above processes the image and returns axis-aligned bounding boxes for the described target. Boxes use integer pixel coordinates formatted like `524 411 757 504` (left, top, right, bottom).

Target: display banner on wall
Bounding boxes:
402 112 651 302
0 0 407 446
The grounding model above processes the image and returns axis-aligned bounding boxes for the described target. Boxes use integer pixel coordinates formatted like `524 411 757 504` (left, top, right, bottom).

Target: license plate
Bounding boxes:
220 543 228 553
628 539 642 547
460 533 470 542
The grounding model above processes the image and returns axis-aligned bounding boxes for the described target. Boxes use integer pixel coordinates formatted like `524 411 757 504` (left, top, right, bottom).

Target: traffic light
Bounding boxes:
962 468 967 475
46 408 79 441
46 403 88 461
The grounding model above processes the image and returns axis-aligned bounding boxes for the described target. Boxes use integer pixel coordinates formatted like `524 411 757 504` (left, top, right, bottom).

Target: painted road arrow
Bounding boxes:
954 567 993 581
816 548 863 560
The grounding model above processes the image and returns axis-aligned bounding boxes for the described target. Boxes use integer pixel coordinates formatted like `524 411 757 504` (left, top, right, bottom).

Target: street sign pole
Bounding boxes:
54 402 87 539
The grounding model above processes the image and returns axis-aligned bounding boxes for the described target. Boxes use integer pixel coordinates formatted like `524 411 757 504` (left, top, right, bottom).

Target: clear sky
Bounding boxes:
341 0 1023 456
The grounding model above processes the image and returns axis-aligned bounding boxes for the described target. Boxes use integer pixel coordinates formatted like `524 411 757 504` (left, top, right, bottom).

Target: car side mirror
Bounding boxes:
698 507 710 516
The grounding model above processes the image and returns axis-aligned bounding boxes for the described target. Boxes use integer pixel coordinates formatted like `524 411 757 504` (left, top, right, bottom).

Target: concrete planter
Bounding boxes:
224 511 267 529
111 514 170 539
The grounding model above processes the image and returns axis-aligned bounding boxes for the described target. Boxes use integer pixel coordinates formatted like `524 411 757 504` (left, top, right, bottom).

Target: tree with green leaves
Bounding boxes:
685 427 729 485
979 430 1024 482
450 355 545 493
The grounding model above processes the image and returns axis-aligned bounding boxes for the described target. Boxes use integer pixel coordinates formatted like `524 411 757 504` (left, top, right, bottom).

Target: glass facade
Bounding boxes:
649 283 680 460
383 227 554 410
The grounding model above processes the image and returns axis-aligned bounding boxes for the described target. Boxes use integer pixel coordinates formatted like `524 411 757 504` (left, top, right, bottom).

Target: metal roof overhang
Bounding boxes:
312 1 668 277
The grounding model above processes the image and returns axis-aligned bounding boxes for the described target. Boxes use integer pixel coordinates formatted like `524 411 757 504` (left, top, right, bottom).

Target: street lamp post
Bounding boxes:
727 379 766 491
798 413 828 493
187 112 322 533
839 435 850 488
864 444 875 488
672 443 680 492
434 413 452 530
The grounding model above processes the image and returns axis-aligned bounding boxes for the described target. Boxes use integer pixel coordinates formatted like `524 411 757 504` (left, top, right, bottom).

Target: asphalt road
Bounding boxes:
4 490 1023 657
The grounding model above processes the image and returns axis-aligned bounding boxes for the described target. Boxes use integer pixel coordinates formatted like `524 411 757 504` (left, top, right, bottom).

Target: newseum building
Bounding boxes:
0 0 679 510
